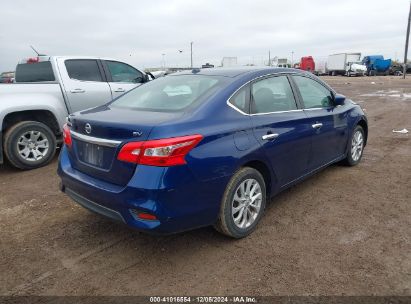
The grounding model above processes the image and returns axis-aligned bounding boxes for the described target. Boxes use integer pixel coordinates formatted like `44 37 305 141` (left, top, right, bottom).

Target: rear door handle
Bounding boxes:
114 88 126 93
262 133 279 140
312 123 323 129
70 88 85 93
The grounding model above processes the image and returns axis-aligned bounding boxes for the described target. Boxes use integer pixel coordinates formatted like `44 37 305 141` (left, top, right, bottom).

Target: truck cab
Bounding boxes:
362 55 392 76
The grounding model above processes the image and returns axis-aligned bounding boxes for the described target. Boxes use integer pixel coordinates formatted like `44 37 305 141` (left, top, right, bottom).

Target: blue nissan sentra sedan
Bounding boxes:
58 67 367 238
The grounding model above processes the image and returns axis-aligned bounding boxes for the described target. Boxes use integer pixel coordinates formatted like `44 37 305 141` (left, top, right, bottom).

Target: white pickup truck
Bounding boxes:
0 56 150 169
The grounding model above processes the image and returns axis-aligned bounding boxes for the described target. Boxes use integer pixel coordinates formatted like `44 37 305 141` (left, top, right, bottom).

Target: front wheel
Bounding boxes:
214 167 266 238
343 125 365 166
3 121 57 170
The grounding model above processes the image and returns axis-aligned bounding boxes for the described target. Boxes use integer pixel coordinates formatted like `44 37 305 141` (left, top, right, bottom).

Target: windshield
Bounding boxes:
110 75 227 112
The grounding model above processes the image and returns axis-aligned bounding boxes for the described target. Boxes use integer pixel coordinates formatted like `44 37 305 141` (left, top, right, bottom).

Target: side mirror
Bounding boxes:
133 76 144 83
145 73 155 81
334 94 346 106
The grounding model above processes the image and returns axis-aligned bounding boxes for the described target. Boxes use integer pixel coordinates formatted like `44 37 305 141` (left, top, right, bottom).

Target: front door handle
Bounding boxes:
262 133 279 141
114 88 126 93
70 88 85 93
312 123 323 129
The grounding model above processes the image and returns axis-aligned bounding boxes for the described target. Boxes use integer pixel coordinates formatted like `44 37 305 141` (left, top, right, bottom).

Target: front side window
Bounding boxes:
65 60 102 82
251 76 297 114
293 76 333 108
106 61 143 83
110 75 226 112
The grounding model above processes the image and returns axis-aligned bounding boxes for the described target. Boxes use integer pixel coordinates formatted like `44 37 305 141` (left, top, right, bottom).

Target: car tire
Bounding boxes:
4 121 56 170
343 125 365 166
214 167 266 238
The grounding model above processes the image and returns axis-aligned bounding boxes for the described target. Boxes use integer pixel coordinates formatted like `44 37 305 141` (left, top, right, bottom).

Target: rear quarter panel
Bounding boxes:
0 83 68 131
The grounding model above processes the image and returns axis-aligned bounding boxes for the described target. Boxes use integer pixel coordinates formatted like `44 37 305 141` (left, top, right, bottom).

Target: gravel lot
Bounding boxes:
1 76 410 296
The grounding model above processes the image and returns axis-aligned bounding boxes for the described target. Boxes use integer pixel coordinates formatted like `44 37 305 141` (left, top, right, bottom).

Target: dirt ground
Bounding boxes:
0 76 410 296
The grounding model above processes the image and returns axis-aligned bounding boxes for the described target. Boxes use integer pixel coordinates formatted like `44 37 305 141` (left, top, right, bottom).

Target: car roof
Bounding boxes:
36 55 123 62
171 67 302 78
66 56 120 61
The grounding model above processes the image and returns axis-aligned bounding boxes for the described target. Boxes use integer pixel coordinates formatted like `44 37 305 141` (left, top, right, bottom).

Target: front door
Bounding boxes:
58 58 113 113
291 75 348 170
249 75 312 187
102 60 144 99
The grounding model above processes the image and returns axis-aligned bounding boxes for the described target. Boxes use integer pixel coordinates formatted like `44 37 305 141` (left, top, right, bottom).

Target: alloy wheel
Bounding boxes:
17 131 49 162
232 178 262 229
351 130 364 162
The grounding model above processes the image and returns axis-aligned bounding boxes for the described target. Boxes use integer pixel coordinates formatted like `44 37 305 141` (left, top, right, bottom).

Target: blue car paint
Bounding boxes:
58 67 367 235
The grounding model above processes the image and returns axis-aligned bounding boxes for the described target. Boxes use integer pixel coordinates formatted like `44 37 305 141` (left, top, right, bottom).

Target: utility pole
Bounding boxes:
190 42 193 69
291 51 294 67
268 50 271 66
403 1 411 79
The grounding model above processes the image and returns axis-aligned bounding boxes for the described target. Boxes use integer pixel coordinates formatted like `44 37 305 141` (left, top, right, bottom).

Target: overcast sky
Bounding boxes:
0 0 410 71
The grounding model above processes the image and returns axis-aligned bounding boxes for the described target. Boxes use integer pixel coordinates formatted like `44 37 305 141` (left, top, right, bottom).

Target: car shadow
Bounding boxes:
54 163 345 270
0 151 60 175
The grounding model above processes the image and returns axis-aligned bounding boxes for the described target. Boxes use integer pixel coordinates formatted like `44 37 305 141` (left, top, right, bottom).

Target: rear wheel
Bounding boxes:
215 167 266 238
343 125 365 166
4 121 56 170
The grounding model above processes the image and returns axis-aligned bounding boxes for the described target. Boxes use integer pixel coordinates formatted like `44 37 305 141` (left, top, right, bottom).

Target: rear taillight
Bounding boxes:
137 212 158 221
117 134 203 166
63 123 72 147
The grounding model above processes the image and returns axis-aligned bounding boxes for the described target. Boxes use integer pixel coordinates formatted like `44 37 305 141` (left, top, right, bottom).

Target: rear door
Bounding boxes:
57 58 113 113
102 60 144 99
249 74 312 187
291 75 348 170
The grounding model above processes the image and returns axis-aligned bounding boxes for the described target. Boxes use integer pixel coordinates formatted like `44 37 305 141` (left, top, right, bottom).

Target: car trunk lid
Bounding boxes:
67 106 182 186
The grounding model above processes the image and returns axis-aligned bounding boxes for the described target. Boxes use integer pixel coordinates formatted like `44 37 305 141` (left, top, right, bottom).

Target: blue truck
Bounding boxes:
362 55 392 76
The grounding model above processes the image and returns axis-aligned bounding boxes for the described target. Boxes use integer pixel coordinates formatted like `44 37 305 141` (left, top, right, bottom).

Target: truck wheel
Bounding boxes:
214 167 266 238
4 121 56 170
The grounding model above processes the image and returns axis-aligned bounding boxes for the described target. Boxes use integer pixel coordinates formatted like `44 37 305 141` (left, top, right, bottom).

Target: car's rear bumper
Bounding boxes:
58 146 230 234
63 187 126 223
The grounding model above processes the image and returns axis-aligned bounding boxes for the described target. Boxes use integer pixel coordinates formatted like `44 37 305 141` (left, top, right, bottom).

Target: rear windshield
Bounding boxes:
15 62 55 82
110 75 227 112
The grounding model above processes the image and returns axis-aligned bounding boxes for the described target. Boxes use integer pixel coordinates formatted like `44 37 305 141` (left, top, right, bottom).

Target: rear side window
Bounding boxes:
65 60 103 82
105 61 143 83
251 76 297 114
15 62 55 82
229 85 249 113
293 76 333 108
